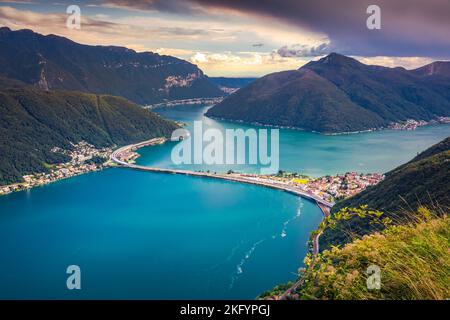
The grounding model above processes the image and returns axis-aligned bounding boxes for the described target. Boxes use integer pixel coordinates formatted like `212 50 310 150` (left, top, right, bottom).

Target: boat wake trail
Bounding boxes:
278 199 303 238
229 239 264 290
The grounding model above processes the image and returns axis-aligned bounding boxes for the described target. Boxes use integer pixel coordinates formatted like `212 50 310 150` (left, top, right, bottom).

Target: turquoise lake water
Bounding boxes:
140 105 450 176
0 104 449 299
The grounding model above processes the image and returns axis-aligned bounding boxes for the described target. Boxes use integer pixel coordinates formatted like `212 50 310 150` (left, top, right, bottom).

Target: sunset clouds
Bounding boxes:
0 0 448 76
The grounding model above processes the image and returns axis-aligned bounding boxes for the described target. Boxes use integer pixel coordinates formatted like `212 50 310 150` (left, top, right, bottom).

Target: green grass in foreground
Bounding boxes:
260 207 449 300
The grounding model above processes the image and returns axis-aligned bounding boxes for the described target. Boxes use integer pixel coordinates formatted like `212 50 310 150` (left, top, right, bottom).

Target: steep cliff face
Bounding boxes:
0 27 222 105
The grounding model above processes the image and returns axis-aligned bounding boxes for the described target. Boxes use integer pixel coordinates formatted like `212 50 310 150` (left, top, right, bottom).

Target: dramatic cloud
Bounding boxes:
0 6 232 46
196 0 450 58
0 5 115 31
277 43 332 58
0 1 447 76
104 0 450 58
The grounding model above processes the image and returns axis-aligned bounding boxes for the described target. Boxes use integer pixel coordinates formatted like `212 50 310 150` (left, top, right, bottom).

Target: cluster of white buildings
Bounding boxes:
300 172 384 202
389 117 450 131
389 119 428 131
239 171 384 203
0 141 112 196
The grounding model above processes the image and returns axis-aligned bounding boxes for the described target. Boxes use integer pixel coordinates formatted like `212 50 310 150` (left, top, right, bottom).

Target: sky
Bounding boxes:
0 0 449 77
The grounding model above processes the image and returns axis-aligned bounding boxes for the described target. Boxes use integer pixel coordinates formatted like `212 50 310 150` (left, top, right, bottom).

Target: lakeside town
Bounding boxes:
227 171 384 203
1 138 384 203
113 140 384 205
0 142 113 196
144 97 224 110
389 116 450 130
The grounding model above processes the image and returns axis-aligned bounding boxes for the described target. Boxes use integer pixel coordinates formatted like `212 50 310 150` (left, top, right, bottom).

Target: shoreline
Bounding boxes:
205 115 382 135
0 138 167 197
0 141 113 197
2 135 382 299
205 115 450 135
112 138 383 212
144 97 224 110
0 165 109 196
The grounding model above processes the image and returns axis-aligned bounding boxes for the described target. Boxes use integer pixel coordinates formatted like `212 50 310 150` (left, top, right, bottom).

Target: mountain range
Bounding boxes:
0 27 222 105
0 27 254 186
206 53 450 133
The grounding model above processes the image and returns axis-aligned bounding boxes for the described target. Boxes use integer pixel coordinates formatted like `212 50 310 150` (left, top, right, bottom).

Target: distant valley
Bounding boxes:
209 77 257 94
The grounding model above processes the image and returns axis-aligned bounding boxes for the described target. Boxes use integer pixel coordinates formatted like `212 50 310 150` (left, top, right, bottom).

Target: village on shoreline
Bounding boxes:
209 116 450 135
232 171 384 204
388 116 450 131
3 112 448 198
115 138 385 205
0 137 384 204
0 142 113 196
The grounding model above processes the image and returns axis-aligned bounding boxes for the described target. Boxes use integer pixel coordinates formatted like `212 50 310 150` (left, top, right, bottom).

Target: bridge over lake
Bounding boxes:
111 139 335 211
